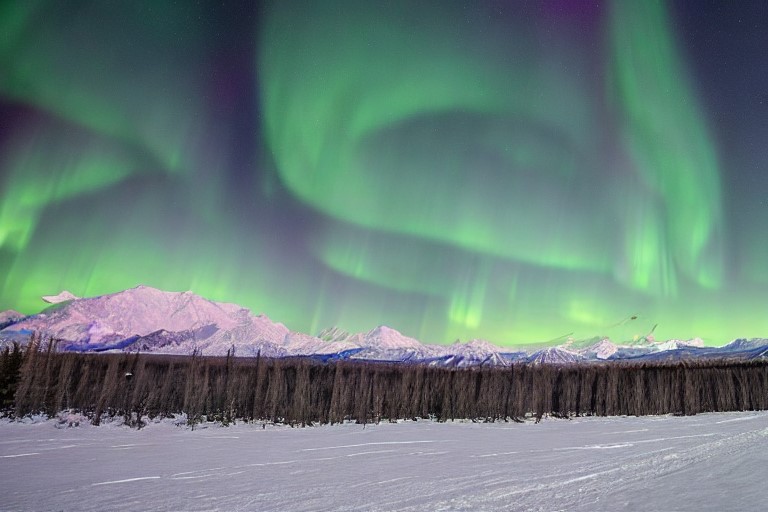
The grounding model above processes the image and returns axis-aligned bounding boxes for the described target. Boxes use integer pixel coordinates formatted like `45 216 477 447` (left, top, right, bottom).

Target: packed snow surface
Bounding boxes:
2 411 767 511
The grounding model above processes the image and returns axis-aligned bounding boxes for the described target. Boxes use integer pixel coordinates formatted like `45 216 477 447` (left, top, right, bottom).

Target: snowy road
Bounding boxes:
1 412 767 511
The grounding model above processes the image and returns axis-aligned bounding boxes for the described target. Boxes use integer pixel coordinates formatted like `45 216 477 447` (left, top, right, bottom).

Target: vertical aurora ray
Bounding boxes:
610 0 724 291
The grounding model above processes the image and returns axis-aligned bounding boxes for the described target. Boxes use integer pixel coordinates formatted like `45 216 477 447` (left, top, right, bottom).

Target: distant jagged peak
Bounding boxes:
450 338 505 354
590 338 619 358
362 325 422 350
284 331 357 355
528 346 584 364
653 338 705 351
368 325 400 336
464 338 502 349
724 338 768 350
42 290 79 304
0 309 24 324
317 326 353 342
572 338 619 359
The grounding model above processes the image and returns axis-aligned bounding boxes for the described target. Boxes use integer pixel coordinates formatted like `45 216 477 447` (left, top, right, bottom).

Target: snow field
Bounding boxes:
1 411 767 511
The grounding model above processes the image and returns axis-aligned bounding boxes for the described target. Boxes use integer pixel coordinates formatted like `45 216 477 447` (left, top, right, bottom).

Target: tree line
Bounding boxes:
2 336 767 427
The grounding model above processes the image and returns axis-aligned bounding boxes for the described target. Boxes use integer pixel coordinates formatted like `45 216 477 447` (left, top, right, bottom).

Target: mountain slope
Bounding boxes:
1 286 766 364
1 286 298 355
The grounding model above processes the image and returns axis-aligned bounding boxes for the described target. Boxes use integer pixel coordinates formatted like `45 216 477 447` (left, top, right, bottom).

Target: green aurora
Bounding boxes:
1 0 767 346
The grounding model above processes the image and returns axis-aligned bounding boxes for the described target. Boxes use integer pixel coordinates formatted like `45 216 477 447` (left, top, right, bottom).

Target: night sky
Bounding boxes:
1 0 767 346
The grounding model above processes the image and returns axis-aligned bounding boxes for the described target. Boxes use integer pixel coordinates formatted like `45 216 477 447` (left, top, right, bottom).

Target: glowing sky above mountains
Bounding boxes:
1 0 767 345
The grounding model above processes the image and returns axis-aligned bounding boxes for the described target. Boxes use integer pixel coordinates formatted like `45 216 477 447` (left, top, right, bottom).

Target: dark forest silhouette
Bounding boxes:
2 335 767 427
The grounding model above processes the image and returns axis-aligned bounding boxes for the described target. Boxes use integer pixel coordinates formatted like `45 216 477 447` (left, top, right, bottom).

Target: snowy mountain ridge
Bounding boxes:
1 286 767 364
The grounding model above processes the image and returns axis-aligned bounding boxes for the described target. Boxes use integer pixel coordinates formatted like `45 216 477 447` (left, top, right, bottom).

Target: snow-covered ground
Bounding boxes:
2 411 767 511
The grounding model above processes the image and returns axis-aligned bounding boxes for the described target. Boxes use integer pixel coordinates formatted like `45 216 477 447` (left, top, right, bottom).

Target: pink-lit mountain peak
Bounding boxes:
450 339 505 355
0 309 24 324
10 286 261 345
361 325 424 350
1 286 764 363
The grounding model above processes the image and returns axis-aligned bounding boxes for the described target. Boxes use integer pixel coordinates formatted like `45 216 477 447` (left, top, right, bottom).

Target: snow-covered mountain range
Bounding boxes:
1 286 766 365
